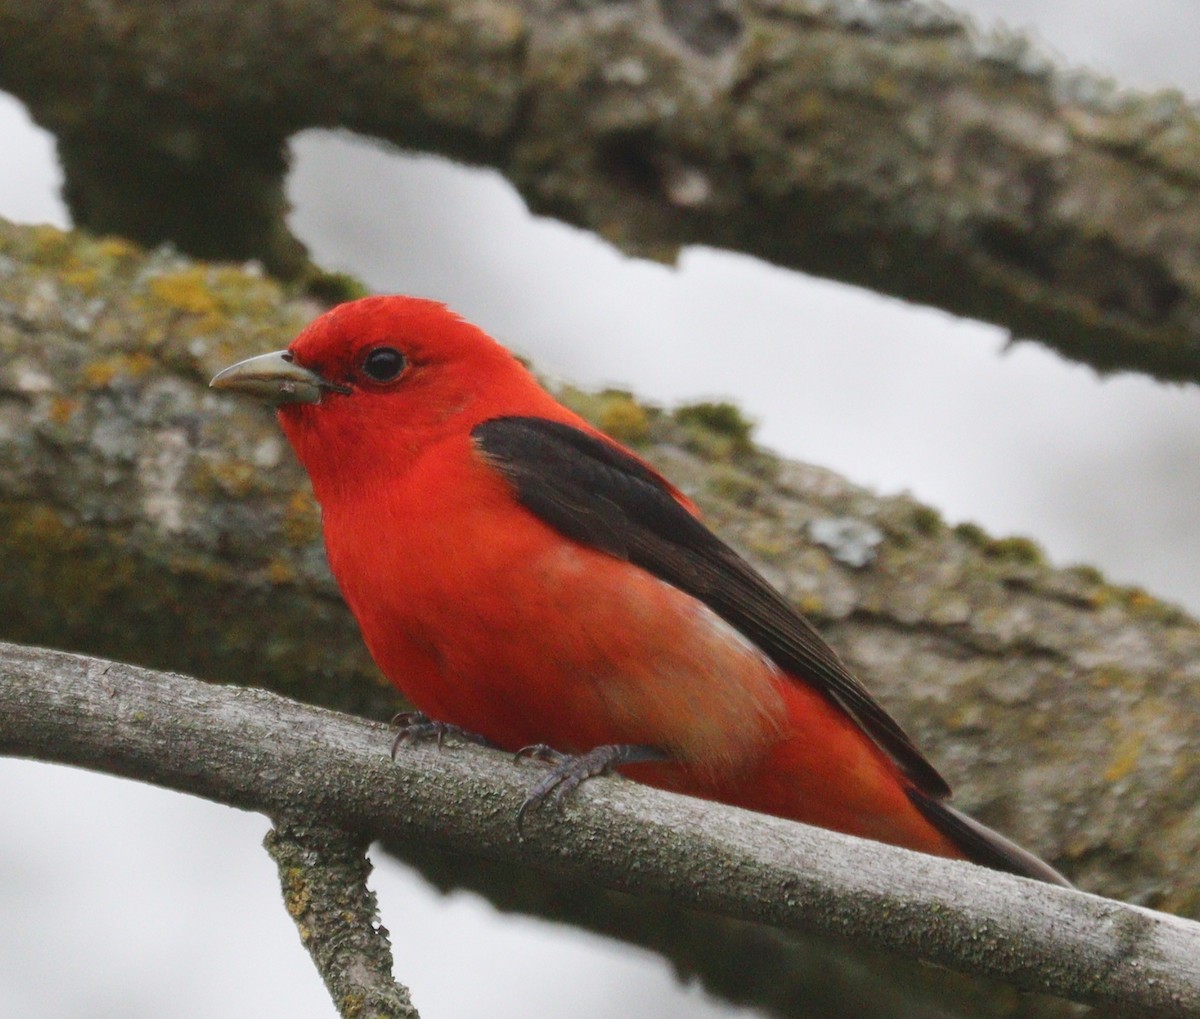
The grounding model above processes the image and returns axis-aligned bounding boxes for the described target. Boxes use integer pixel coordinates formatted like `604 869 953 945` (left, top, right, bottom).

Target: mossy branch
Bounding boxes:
2 641 1199 1016
3 213 1200 908
4 217 1200 1014
264 821 420 1019
5 0 1200 379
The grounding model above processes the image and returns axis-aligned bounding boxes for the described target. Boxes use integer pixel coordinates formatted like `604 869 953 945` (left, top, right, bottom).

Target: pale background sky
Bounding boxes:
2 2 1199 1016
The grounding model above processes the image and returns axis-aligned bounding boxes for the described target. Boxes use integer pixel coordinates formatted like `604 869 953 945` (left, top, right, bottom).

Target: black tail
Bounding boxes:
907 788 1072 887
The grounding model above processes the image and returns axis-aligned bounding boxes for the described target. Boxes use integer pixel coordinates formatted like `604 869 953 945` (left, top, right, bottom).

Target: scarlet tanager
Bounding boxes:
212 295 1069 885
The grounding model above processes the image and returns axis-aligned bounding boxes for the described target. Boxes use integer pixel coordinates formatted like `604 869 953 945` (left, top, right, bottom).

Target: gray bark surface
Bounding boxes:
3 0 1200 379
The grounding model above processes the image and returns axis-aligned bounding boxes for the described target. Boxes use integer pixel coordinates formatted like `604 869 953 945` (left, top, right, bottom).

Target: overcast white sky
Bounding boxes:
2 2 1199 1017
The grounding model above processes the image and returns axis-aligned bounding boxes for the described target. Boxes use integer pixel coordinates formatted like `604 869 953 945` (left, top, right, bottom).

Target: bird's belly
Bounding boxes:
341 524 788 771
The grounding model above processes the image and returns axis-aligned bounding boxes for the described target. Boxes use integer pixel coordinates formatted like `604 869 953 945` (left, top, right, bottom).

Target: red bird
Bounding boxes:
212 295 1068 885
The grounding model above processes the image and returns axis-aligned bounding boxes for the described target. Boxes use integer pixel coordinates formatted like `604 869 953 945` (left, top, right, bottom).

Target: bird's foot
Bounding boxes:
514 743 668 833
389 710 496 759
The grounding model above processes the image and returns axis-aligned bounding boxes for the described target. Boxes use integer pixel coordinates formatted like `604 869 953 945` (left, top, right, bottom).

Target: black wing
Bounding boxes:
472 416 950 798
906 788 1071 885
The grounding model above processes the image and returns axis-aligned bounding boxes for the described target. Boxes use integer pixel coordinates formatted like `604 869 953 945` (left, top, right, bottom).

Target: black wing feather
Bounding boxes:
906 788 1072 886
473 416 950 798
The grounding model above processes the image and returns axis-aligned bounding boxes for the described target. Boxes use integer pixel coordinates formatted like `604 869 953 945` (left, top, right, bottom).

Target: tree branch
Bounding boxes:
3 214 1200 920
389 844 1046 1019
264 820 420 1019
1 641 1198 1016
5 0 1200 379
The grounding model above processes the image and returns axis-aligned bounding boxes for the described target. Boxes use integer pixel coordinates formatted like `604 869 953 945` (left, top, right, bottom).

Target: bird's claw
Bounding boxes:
389 711 495 759
513 743 667 835
513 743 566 766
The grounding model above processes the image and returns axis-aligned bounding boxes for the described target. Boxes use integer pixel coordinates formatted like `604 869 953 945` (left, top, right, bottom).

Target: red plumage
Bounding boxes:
212 295 1068 884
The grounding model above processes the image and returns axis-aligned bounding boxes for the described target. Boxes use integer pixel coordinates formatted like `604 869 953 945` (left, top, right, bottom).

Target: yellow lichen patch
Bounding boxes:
283 868 310 918
1104 729 1144 783
83 352 156 388
796 593 825 616
745 531 787 561
1124 587 1156 610
95 236 143 263
553 385 656 440
872 75 900 103
29 225 72 266
83 361 118 387
1110 585 1188 625
599 394 650 444
268 558 296 585
209 265 283 315
148 268 222 318
200 458 257 498
283 488 321 546
48 396 79 424
62 267 100 295
1088 666 1144 694
124 351 155 376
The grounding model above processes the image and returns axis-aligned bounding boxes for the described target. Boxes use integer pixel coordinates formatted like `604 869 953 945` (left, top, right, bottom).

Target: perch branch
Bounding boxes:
2 641 1198 1016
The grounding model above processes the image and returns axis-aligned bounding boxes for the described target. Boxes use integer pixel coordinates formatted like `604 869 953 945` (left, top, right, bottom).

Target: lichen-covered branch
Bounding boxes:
264 821 419 1019
3 217 1200 1015
5 1 1200 380
3 215 1199 907
1 641 1198 1016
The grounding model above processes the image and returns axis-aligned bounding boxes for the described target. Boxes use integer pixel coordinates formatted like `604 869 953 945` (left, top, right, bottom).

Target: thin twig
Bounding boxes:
264 820 419 1019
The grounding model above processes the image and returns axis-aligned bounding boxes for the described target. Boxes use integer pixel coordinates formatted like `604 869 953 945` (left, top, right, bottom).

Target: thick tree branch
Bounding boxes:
4 0 1200 379
3 218 1200 1015
1 641 1198 1016
264 820 419 1019
3 217 1199 911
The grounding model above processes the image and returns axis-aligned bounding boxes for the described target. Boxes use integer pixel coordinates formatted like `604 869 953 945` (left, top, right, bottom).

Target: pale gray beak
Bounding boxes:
210 350 344 405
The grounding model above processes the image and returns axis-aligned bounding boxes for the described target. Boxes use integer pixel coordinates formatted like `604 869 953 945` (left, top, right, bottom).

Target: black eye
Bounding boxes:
361 346 407 383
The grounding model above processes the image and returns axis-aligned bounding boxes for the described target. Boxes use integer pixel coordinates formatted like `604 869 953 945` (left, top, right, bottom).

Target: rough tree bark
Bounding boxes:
3 0 1200 380
2 216 1199 1016
264 820 419 1019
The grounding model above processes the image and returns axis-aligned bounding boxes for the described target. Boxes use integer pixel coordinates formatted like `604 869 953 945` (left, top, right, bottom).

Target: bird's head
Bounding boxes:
211 295 550 501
